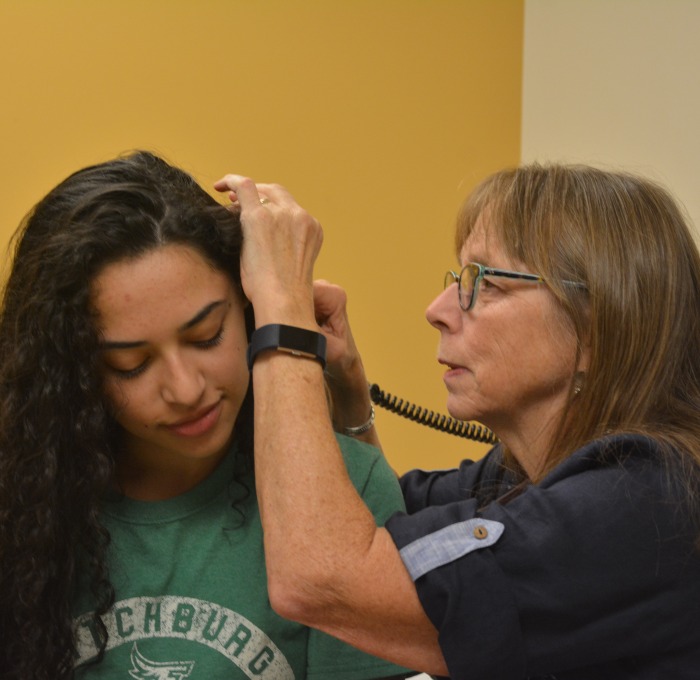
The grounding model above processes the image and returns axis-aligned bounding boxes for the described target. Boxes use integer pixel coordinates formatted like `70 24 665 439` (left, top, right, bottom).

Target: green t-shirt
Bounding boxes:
73 434 409 679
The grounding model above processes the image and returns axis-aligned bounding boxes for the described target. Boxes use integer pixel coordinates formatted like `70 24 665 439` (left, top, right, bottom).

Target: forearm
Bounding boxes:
252 350 446 674
252 350 380 602
327 359 383 451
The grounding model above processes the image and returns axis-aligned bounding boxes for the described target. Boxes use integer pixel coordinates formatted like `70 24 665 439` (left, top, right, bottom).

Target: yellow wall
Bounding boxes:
0 0 523 474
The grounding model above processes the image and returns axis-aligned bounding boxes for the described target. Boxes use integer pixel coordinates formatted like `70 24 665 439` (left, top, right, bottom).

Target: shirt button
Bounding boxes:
473 525 488 539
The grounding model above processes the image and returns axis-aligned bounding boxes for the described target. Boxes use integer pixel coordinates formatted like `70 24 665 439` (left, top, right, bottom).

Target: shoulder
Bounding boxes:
541 433 683 500
388 433 692 559
509 434 683 514
335 432 389 481
399 445 508 511
574 432 668 463
334 433 406 521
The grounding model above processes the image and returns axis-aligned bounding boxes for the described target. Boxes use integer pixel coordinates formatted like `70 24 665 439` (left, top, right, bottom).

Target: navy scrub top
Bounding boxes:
386 434 700 679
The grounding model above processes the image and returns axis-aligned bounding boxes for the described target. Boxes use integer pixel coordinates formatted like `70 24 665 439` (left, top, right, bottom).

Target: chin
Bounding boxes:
445 399 480 424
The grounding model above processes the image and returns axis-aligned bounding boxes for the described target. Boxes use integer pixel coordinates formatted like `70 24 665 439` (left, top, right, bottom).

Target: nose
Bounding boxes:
426 284 460 331
160 354 206 406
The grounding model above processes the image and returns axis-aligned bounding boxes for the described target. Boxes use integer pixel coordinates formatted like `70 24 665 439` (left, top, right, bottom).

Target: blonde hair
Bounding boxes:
456 164 700 489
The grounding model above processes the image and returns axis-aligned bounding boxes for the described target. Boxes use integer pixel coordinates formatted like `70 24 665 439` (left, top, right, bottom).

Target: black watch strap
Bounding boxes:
246 324 327 370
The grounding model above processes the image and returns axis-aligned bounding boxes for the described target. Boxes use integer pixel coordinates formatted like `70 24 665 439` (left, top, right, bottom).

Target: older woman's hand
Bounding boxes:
314 279 378 445
214 174 323 328
313 280 359 373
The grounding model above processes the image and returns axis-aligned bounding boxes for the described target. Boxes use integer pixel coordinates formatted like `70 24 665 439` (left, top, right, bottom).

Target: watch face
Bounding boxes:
278 325 326 355
248 324 327 369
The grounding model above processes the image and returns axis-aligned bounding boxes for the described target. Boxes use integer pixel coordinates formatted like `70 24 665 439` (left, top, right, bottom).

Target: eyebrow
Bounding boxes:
98 300 227 350
461 253 508 270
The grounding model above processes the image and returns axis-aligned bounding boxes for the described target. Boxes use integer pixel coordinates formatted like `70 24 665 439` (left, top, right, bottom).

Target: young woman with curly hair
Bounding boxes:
0 151 410 680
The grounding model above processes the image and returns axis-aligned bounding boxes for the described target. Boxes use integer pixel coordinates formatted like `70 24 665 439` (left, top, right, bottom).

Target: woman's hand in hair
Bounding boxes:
214 174 323 329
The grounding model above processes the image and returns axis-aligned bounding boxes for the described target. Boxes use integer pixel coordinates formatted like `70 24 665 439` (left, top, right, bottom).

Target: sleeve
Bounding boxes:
304 434 413 679
399 446 502 512
386 437 700 679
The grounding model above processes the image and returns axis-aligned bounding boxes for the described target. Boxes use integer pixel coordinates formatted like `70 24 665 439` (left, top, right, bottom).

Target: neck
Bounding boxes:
489 405 564 481
115 440 229 501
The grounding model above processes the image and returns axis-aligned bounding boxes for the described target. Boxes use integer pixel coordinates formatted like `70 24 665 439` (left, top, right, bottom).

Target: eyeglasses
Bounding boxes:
444 262 586 311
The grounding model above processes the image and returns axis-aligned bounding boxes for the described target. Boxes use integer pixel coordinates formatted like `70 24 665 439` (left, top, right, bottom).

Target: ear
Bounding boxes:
578 345 590 372
576 332 591 373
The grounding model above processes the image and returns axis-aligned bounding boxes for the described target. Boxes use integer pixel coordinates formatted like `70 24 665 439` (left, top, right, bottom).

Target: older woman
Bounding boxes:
216 164 700 679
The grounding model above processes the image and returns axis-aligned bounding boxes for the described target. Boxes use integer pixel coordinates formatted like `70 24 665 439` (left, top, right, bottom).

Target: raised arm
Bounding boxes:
214 176 447 675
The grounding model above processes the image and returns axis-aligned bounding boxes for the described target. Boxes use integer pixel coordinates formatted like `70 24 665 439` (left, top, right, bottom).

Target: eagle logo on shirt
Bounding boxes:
129 643 195 680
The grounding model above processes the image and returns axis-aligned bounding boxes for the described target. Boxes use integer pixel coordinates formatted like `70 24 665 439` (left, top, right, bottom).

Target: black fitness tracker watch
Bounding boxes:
246 324 327 370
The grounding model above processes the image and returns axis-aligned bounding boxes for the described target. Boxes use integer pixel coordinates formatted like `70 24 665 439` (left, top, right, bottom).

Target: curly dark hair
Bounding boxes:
0 151 254 679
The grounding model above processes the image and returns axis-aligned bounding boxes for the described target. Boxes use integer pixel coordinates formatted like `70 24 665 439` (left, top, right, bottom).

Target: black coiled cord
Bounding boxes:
369 383 498 444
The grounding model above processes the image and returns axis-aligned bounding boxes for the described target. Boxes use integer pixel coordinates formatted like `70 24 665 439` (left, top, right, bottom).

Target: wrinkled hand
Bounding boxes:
314 280 361 378
314 280 373 432
214 175 323 327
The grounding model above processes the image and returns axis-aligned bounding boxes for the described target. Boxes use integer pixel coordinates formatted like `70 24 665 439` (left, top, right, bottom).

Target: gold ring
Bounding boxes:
259 197 270 205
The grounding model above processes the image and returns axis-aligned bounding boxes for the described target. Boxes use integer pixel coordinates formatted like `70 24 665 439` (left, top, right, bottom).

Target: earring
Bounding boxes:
573 372 585 396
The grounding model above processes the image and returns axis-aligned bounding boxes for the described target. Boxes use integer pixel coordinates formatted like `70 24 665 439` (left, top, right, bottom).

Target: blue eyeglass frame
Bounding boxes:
444 262 585 311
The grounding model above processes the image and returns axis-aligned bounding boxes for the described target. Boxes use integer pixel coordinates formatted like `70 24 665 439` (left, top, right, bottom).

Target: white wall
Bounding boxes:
522 0 700 233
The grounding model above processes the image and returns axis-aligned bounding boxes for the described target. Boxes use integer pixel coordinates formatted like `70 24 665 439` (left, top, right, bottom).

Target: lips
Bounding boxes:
439 358 465 371
165 401 222 437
